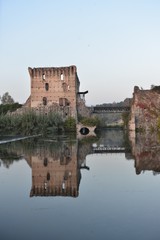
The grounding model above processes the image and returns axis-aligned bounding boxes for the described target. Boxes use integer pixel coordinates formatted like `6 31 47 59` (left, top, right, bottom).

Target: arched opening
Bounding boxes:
43 97 47 106
43 158 48 167
80 127 89 135
62 82 67 92
71 66 74 73
45 83 49 91
42 73 45 80
47 172 50 181
59 98 70 107
60 73 64 81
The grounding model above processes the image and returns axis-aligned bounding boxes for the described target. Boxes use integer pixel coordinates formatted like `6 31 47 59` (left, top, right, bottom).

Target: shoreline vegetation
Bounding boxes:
0 103 122 136
0 109 73 135
0 103 100 136
0 103 160 137
0 97 132 136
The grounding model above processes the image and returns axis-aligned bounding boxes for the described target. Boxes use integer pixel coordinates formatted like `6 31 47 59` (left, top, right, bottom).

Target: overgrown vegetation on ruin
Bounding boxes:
151 85 160 93
157 116 160 131
122 112 130 129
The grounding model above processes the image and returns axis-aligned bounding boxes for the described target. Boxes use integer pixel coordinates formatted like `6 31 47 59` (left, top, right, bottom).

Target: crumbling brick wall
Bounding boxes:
129 86 160 131
28 65 80 120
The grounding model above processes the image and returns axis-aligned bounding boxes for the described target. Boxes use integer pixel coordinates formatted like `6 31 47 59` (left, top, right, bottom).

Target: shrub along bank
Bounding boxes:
0 103 22 115
0 110 76 135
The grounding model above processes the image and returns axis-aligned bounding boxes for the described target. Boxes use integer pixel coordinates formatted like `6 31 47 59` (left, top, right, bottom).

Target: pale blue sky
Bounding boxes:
1 0 160 105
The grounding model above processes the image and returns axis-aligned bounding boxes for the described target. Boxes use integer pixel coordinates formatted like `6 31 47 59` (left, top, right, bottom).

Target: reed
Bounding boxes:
0 110 64 135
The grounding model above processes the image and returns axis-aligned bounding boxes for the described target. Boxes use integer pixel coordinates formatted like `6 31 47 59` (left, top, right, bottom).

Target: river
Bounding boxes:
0 129 160 240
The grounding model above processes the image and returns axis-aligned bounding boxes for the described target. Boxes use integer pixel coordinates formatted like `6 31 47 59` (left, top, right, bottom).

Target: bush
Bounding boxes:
0 110 64 135
0 103 22 115
80 116 99 127
151 86 160 93
64 117 76 131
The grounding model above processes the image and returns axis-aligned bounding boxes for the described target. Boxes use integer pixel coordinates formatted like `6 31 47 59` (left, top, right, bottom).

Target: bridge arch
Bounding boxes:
80 127 89 135
77 123 96 137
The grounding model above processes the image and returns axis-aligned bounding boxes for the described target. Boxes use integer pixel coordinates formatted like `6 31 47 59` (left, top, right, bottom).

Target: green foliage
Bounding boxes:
64 117 76 132
149 125 156 133
80 116 100 127
157 116 160 131
0 103 22 115
77 114 83 122
151 85 160 93
136 126 145 133
0 110 64 135
1 92 14 104
122 112 130 128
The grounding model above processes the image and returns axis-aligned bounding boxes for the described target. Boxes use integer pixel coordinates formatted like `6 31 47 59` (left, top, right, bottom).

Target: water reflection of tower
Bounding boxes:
30 141 81 198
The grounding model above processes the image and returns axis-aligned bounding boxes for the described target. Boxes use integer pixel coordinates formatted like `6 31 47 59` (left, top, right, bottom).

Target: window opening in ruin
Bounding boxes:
60 73 64 81
62 82 67 92
44 158 48 166
47 173 50 181
42 73 45 80
59 98 63 106
45 83 49 91
43 97 47 105
59 98 70 107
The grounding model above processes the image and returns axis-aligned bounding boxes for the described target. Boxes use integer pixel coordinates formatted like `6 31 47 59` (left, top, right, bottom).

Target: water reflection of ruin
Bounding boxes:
129 131 160 175
0 137 93 198
1 130 160 193
28 141 79 198
28 138 94 197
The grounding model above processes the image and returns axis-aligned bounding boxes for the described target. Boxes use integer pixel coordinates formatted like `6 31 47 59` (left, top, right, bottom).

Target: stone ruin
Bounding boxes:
15 65 90 120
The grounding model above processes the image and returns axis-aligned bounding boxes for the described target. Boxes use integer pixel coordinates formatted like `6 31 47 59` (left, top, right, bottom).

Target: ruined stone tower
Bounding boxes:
28 65 80 119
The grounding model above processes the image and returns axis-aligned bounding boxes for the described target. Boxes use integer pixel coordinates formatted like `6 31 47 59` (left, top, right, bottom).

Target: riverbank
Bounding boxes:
0 110 76 135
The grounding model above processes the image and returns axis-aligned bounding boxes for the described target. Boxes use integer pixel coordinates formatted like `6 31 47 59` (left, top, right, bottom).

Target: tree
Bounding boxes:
1 92 14 105
151 84 155 89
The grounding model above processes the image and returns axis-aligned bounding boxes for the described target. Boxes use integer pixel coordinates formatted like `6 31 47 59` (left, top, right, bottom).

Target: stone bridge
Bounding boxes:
90 106 130 128
91 106 130 113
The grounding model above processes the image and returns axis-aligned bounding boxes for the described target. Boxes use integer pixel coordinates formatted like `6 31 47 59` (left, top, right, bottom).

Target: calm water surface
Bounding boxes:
0 129 160 240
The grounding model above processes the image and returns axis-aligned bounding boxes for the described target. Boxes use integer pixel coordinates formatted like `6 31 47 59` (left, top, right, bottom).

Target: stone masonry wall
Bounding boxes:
28 65 80 120
129 86 160 131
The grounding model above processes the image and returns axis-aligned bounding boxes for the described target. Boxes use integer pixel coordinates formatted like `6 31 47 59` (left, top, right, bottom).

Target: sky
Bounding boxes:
0 0 160 106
